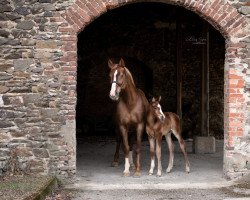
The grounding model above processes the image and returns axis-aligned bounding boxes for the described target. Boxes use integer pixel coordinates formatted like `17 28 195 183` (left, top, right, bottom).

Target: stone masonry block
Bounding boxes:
194 136 216 154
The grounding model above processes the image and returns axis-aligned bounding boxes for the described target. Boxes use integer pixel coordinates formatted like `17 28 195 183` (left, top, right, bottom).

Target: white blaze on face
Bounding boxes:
110 70 118 97
158 103 165 119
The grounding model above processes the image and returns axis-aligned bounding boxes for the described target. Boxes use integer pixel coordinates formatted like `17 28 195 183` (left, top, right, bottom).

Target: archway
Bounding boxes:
58 0 249 180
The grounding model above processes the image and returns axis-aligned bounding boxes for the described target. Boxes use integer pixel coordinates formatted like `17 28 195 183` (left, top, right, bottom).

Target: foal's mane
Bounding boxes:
124 67 135 86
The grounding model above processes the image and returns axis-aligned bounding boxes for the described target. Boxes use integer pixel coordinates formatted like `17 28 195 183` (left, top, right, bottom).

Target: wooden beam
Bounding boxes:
201 22 210 137
176 11 182 123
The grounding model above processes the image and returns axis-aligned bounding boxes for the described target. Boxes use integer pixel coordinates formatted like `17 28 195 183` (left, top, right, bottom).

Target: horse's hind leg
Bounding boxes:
165 133 174 173
128 133 135 170
156 135 162 177
172 129 190 173
134 123 144 178
111 134 121 167
148 136 155 175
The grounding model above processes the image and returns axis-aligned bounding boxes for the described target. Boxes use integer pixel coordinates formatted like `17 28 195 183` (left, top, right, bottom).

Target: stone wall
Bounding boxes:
0 0 249 179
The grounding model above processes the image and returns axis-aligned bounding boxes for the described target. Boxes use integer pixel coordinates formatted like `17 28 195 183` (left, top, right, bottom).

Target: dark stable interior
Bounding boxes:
76 2 225 141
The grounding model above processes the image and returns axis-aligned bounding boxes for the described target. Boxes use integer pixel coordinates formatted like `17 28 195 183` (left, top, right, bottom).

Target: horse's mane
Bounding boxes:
124 67 135 86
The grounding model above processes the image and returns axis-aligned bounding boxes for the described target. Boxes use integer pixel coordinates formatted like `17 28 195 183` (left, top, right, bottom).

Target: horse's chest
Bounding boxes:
118 108 140 124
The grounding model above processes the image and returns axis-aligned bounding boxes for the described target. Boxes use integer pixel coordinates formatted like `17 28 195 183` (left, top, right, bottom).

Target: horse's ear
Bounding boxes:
152 97 156 102
119 58 125 68
158 96 162 102
108 59 114 69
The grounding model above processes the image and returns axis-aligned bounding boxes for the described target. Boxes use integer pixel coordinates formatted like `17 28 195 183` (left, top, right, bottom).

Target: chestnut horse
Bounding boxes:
108 58 148 177
146 96 190 177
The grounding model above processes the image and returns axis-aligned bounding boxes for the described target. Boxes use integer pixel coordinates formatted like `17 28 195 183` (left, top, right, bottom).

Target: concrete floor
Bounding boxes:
62 137 250 200
69 136 231 190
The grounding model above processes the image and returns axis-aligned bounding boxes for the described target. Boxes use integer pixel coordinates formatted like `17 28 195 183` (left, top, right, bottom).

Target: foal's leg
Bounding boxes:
120 125 130 176
134 123 144 177
172 129 190 173
165 133 175 173
156 135 162 177
111 133 121 167
148 136 155 175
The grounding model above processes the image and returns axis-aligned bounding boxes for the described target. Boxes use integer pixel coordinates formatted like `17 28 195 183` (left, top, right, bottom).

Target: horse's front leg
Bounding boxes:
134 123 144 178
156 134 162 177
120 125 130 177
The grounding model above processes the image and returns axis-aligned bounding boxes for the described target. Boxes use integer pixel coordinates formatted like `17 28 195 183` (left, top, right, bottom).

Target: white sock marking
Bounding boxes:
110 70 118 97
149 159 155 174
124 158 130 173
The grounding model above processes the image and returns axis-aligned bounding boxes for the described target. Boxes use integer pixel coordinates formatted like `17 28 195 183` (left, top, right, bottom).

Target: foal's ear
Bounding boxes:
119 58 125 68
108 59 114 69
158 96 162 102
152 97 156 102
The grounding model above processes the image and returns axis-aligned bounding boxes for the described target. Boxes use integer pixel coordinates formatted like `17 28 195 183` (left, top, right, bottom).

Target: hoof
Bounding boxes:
133 171 142 178
186 167 190 173
111 162 119 167
156 174 162 177
166 168 172 173
148 171 153 176
123 171 130 177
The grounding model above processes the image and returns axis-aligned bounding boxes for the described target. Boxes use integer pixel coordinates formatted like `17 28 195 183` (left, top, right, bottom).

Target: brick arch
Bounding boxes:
58 0 249 179
60 0 247 38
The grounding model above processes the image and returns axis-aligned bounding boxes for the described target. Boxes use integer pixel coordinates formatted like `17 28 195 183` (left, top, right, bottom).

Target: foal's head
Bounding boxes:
150 96 165 122
108 58 128 101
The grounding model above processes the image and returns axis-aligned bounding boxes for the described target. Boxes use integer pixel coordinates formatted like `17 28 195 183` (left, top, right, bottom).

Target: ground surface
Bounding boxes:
58 136 249 200
1 137 249 200
74 137 226 188
0 175 53 200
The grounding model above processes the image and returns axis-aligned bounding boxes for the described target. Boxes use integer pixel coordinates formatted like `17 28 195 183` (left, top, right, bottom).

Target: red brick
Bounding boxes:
227 89 236 93
229 93 243 98
63 12 75 25
210 0 220 8
237 79 245 87
228 74 242 79
217 13 227 24
61 66 76 72
86 2 99 17
59 27 74 33
61 36 77 41
237 98 245 103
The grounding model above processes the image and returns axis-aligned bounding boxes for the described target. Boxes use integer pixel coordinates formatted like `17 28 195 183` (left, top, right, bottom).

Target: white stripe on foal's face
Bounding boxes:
157 103 165 121
110 70 118 98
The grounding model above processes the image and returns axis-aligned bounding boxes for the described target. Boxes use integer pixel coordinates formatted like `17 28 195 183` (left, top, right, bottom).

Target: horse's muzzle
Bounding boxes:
109 94 119 101
160 115 165 122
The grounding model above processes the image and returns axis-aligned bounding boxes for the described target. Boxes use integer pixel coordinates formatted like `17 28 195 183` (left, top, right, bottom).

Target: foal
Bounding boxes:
146 96 190 177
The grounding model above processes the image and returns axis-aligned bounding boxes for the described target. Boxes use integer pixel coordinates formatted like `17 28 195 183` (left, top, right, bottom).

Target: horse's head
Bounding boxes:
150 96 165 122
108 58 127 101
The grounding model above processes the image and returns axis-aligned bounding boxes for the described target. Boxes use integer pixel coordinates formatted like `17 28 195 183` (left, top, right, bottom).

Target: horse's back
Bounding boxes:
137 89 149 109
164 112 180 131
